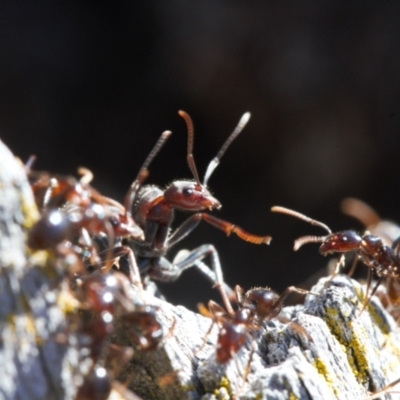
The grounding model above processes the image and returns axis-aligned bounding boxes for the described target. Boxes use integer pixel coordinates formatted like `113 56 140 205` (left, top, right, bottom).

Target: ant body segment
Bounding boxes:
128 111 271 304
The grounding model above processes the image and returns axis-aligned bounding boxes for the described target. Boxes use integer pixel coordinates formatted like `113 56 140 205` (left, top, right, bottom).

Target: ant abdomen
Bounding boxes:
217 321 248 364
28 209 74 250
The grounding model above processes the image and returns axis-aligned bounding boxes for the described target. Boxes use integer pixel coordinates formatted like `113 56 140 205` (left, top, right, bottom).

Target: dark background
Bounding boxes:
1 1 400 310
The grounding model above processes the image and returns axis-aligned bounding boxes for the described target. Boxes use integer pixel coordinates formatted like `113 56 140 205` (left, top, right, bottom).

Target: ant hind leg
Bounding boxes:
171 244 234 314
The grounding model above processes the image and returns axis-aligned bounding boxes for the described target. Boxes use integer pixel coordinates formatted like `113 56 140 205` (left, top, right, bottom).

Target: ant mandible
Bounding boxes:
127 111 271 302
271 205 400 311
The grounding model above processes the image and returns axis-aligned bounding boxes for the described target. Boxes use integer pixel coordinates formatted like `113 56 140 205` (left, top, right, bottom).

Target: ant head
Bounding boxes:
164 181 221 211
242 287 280 320
319 230 362 255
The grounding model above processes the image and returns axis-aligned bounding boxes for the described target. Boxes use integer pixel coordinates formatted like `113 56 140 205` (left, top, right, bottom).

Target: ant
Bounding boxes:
26 131 171 290
73 270 164 400
127 111 271 308
271 205 400 312
198 277 312 390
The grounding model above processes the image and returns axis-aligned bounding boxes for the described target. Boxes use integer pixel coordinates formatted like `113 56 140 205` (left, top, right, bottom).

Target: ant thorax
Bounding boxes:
133 185 175 228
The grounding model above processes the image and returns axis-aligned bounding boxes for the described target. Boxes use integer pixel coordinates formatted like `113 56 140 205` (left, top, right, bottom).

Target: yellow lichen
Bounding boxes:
57 290 81 315
212 377 232 399
19 191 39 230
311 358 341 398
288 392 299 400
347 334 369 384
322 305 371 385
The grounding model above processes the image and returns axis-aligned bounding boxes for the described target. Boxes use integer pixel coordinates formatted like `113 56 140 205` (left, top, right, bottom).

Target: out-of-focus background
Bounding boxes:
1 1 400 309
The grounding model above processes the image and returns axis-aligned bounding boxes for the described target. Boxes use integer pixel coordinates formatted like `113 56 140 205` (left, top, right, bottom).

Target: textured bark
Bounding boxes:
1 138 400 400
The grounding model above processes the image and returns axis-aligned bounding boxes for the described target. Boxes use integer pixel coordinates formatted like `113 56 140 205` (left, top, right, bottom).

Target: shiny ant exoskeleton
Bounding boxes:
271 205 400 311
128 111 271 303
198 280 312 387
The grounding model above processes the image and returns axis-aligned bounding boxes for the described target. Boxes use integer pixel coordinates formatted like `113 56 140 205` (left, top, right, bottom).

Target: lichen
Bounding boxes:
312 358 338 397
323 305 369 385
212 376 232 399
19 191 39 231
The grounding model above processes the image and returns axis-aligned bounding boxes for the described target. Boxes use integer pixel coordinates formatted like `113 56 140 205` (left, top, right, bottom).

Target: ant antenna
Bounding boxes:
77 167 94 185
141 130 172 173
124 130 172 214
271 206 332 251
271 206 332 234
178 110 202 187
203 112 251 186
24 155 36 172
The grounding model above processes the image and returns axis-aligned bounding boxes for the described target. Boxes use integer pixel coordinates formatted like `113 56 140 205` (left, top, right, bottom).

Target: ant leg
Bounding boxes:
167 214 271 249
359 275 384 315
324 254 346 288
366 377 400 400
270 286 319 321
347 254 359 277
242 340 256 384
173 244 234 314
150 245 234 314
193 317 216 356
173 249 236 301
96 245 143 297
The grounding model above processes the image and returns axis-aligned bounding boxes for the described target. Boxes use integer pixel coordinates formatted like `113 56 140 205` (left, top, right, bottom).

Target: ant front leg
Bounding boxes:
167 213 271 248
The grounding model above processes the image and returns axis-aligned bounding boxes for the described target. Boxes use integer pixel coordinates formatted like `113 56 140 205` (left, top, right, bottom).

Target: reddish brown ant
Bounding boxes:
128 111 271 304
271 205 400 312
198 279 312 389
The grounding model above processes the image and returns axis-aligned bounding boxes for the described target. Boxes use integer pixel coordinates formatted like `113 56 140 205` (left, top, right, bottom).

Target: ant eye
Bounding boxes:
183 187 193 196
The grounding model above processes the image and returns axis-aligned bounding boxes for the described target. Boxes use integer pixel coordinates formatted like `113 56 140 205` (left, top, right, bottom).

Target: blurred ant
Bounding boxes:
128 111 271 305
198 279 312 389
271 205 400 312
27 131 171 290
74 270 164 400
